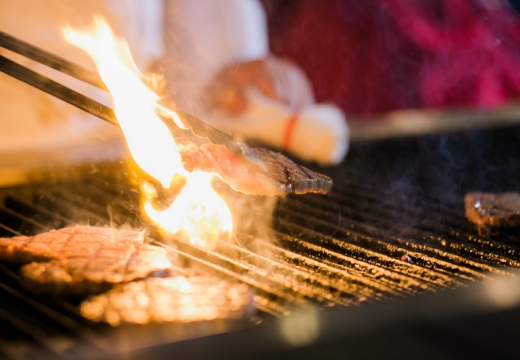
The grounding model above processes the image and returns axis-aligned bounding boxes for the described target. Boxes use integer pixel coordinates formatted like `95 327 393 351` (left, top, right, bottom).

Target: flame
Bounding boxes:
64 17 232 247
145 173 232 247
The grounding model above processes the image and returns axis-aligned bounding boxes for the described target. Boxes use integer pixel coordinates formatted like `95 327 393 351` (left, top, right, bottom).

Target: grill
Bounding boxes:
1 124 520 358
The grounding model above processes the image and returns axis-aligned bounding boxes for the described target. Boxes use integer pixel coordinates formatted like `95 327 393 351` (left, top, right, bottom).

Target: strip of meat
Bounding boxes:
464 192 520 227
180 143 333 196
0 226 172 295
79 275 251 325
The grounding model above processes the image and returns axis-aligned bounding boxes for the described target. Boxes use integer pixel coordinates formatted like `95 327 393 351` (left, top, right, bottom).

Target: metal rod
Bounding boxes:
0 30 106 90
0 54 118 126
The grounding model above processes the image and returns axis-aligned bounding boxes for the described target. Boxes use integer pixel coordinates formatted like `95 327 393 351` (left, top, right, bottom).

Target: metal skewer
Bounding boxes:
0 30 107 90
0 54 117 126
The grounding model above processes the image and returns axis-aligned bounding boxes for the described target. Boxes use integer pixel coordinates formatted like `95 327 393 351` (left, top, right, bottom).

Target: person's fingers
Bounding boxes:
268 57 291 104
243 60 277 99
252 72 278 99
205 56 315 115
286 64 315 108
266 57 314 109
215 85 248 115
205 76 248 115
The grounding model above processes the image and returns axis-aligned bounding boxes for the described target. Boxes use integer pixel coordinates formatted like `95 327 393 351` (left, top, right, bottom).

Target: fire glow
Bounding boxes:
63 17 232 247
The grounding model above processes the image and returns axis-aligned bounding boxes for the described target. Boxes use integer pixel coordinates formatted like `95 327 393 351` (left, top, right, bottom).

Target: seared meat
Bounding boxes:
80 275 251 325
20 245 171 295
0 226 172 295
464 192 520 227
0 226 145 263
180 143 333 196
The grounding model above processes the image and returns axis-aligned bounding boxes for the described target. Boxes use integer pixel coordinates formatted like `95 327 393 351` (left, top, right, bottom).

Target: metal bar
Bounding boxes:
248 233 426 294
273 218 476 283
0 30 106 90
225 236 396 299
284 193 520 270
0 54 118 126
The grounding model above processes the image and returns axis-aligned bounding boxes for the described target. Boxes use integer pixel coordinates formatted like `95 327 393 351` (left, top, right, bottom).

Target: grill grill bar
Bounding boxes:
289 187 520 266
0 177 496 320
0 262 108 357
32 181 470 311
328 187 520 263
285 187 520 266
0 126 520 356
0 175 502 316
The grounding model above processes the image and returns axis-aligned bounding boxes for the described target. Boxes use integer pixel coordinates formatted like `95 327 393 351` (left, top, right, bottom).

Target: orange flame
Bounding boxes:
63 17 232 247
144 173 232 247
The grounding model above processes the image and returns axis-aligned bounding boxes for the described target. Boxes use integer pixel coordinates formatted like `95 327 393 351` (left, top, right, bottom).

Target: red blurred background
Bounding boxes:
262 0 520 119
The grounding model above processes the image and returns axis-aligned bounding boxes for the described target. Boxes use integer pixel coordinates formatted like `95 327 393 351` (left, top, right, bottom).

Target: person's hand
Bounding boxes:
205 55 314 115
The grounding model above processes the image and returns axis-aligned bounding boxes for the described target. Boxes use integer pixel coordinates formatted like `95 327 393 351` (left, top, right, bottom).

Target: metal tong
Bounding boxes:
0 30 264 168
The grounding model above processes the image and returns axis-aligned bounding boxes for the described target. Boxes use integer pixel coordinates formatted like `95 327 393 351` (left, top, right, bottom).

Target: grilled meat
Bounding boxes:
464 192 520 228
80 275 251 325
20 245 171 295
0 226 172 295
180 143 333 196
0 226 145 263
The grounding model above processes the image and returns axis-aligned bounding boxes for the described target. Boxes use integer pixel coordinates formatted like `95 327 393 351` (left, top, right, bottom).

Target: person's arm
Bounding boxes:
163 0 348 165
163 0 312 115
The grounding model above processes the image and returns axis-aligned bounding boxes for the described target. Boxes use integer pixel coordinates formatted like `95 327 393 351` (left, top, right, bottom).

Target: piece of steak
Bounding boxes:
0 226 172 295
0 226 145 263
464 192 520 228
180 143 333 196
80 275 251 325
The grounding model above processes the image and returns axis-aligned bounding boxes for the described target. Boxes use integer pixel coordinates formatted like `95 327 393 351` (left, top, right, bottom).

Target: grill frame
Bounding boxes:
0 124 520 358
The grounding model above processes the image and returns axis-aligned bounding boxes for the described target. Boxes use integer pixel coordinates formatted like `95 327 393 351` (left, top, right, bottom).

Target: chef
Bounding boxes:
0 0 348 165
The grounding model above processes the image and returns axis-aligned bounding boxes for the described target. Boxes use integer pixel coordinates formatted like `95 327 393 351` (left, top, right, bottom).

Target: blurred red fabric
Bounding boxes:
263 0 520 118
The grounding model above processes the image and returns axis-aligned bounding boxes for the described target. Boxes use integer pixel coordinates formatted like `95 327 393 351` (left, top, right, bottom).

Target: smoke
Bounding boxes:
213 178 278 260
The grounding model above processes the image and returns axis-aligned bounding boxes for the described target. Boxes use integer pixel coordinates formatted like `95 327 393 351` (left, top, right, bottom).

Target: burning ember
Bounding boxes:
63 17 233 248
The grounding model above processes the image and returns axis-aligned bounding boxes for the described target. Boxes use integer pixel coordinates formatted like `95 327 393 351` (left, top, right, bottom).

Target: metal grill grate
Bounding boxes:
0 125 520 357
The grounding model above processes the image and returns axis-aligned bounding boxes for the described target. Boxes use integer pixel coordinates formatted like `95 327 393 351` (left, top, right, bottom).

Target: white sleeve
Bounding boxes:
163 0 269 113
